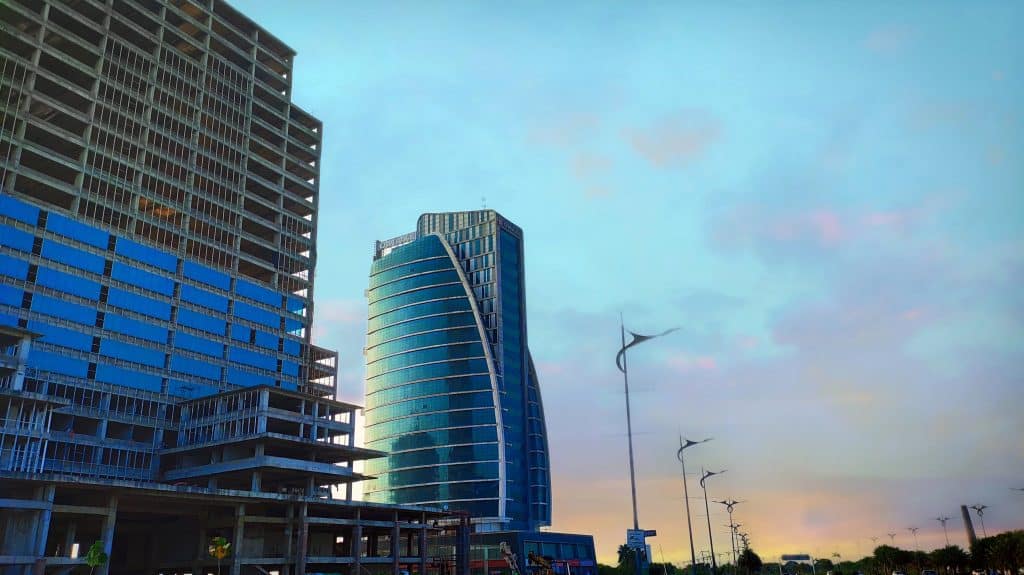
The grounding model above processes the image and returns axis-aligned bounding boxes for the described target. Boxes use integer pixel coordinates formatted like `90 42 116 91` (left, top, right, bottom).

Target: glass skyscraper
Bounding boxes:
0 0 334 481
363 210 552 531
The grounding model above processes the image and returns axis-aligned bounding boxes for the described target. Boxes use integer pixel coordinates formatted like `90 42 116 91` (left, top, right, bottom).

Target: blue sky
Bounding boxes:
234 0 1023 562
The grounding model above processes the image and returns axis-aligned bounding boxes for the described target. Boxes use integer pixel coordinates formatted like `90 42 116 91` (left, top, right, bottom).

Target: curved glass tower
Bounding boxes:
363 210 551 531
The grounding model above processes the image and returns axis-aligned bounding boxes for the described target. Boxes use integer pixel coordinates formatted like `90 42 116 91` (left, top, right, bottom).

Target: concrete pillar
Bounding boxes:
353 508 362 575
296 503 308 575
33 485 55 557
283 505 294 575
230 504 245 575
419 512 428 575
193 512 208 575
250 470 262 492
11 335 32 391
392 511 400 575
62 521 76 558
95 495 117 575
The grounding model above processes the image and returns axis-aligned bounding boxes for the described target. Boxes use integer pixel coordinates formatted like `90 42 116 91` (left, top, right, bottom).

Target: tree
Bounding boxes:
85 541 108 575
209 536 232 575
873 545 911 574
738 549 763 574
618 545 637 575
979 531 1024 575
930 545 969 574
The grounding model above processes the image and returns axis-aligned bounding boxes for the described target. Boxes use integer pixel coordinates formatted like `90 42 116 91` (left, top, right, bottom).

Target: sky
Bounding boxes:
233 0 1024 564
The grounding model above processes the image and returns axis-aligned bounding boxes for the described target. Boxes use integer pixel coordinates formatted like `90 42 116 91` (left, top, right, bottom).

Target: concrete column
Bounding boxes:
353 508 362 575
62 521 76 558
11 335 32 391
250 470 262 492
392 511 400 575
95 495 117 575
33 485 55 557
296 503 308 575
283 505 294 575
194 512 208 575
230 504 245 575
419 512 428 575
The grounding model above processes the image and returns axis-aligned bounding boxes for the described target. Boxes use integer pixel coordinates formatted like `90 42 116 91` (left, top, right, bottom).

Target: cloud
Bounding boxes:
625 111 721 169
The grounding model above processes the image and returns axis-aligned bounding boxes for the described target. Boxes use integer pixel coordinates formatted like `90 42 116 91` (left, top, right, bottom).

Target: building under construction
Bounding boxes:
0 0 450 572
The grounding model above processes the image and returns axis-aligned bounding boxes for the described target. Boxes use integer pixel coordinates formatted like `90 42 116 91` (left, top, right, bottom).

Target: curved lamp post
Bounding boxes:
934 517 951 547
887 533 897 545
700 469 726 575
715 499 743 566
969 505 988 538
678 437 711 575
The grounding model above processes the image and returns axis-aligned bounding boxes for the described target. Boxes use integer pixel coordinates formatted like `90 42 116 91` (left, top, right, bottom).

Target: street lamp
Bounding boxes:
700 469 726 575
969 505 988 538
934 517 951 547
616 320 677 575
678 437 711 575
714 500 743 566
887 533 897 545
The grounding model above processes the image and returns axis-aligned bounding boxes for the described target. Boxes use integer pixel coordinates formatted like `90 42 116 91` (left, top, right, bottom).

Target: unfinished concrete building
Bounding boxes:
0 0 447 573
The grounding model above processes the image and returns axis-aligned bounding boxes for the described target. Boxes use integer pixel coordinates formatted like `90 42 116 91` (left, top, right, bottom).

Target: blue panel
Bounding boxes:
234 301 278 328
0 224 34 252
175 332 221 358
253 330 277 350
284 317 303 335
29 321 93 352
35 267 102 300
168 379 220 399
115 238 177 272
180 284 228 312
111 262 175 295
279 380 297 391
107 288 172 320
0 285 21 307
40 241 105 274
27 350 89 377
31 294 96 325
170 355 221 380
283 338 300 356
230 324 251 343
0 194 40 224
286 296 305 313
226 366 275 387
178 308 226 335
95 363 163 392
0 312 17 326
282 360 299 377
104 314 167 343
236 279 280 307
46 213 108 249
100 339 165 368
0 253 29 279
182 260 230 290
229 346 276 371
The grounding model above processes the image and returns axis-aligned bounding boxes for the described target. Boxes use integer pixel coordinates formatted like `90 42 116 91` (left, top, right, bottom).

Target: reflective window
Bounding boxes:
27 350 89 378
229 346 276 371
364 408 496 439
100 339 165 368
371 461 499 490
31 294 96 325
168 379 219 399
236 279 281 307
40 241 105 274
107 288 172 320
0 194 39 224
46 213 108 249
366 390 494 423
365 375 492 409
254 330 277 350
226 366 275 387
180 284 228 312
29 321 92 352
365 443 499 474
370 237 449 275
0 284 21 307
368 298 472 332
364 425 498 453
367 312 476 346
367 283 466 317
367 269 461 304
369 256 452 288
0 224 33 252
0 253 29 279
170 355 221 381
183 260 230 290
114 238 176 272
367 359 490 388
111 263 175 296
371 480 499 506
234 301 278 328
175 332 222 358
231 324 251 343
95 363 163 392
104 314 167 343
178 308 226 335
365 327 481 362
35 267 101 300
366 344 485 378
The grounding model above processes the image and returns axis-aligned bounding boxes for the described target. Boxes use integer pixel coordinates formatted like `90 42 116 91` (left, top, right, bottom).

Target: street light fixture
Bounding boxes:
887 533 897 545
935 517 951 547
678 437 711 575
969 505 988 538
715 500 743 566
700 469 726 575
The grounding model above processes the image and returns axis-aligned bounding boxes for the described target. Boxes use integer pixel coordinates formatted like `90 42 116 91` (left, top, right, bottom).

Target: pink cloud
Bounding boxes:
901 308 924 321
766 210 847 246
667 354 718 373
625 111 721 169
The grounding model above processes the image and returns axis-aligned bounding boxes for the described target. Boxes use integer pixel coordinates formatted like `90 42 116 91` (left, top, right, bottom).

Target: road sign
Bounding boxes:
626 529 646 549
644 530 657 537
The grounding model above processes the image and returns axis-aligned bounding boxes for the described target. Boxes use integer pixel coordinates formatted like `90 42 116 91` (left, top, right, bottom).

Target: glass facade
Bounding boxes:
364 211 551 531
